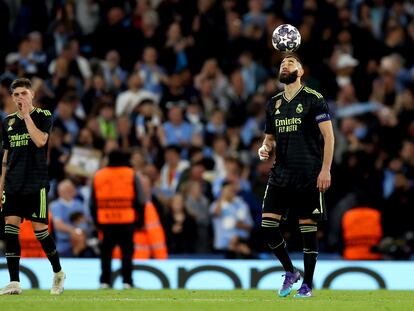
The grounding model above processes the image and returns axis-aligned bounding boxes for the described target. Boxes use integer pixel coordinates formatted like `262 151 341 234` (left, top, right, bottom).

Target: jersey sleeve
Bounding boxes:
312 96 331 124
36 111 53 134
2 120 10 150
264 99 276 134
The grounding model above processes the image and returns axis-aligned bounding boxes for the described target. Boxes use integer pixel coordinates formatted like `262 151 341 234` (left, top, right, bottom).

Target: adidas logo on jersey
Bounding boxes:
275 109 280 115
312 208 320 214
32 213 37 218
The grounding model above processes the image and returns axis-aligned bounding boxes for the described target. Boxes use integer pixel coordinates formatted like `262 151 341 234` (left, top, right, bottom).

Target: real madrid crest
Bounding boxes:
7 118 15 131
296 104 303 114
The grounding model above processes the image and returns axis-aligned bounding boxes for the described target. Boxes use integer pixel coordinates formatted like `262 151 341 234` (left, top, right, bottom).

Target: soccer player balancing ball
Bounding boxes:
272 24 301 52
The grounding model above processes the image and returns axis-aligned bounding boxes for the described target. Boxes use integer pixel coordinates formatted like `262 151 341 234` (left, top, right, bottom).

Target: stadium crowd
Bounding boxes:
0 0 413 260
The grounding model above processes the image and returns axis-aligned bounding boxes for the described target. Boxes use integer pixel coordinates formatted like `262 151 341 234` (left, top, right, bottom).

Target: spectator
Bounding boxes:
164 193 198 254
183 181 211 253
50 179 94 257
210 180 253 258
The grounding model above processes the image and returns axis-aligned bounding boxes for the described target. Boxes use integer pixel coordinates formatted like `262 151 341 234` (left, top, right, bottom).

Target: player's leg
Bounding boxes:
294 186 325 298
117 224 135 289
261 184 299 297
29 188 65 294
295 218 317 298
0 215 23 295
0 192 23 295
32 221 62 273
32 221 65 294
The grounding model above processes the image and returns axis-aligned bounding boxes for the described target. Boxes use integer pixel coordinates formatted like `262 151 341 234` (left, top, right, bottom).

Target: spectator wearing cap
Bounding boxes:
334 53 359 89
115 72 157 116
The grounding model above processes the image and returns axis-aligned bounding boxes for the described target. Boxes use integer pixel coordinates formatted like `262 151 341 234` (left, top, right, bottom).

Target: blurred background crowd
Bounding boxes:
0 0 413 260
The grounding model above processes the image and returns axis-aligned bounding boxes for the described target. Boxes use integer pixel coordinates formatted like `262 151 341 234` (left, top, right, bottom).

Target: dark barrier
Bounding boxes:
1 262 388 290
111 265 170 288
178 265 242 289
322 267 386 289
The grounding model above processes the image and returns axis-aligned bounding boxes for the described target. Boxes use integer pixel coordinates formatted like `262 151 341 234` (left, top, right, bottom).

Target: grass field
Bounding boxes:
0 290 413 311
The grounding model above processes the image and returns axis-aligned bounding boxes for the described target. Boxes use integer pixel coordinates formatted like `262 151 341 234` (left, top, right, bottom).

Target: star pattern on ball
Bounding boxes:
279 35 290 47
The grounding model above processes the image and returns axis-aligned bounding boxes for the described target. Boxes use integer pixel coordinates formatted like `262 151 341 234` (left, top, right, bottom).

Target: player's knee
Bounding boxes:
262 217 285 250
34 228 50 241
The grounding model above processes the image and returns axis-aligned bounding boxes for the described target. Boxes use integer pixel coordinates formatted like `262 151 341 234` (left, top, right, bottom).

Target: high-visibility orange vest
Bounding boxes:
342 207 382 260
112 201 168 259
94 167 137 224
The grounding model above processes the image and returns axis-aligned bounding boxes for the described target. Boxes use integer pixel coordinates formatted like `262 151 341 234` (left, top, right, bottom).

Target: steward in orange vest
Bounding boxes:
342 207 382 260
90 150 145 288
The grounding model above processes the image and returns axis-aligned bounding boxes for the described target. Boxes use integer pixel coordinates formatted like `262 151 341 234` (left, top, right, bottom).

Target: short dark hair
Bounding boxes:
282 53 303 66
10 78 32 94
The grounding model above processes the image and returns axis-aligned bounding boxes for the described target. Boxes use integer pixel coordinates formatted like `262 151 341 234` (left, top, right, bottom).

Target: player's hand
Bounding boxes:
258 145 271 161
317 169 331 192
18 97 31 118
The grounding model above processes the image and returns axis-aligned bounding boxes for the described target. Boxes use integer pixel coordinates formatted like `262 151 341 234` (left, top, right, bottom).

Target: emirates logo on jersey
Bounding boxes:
296 104 303 114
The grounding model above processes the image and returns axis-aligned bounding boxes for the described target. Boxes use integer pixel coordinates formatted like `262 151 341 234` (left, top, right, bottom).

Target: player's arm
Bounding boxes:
23 115 49 148
258 134 276 161
19 98 50 148
0 150 8 207
318 120 334 192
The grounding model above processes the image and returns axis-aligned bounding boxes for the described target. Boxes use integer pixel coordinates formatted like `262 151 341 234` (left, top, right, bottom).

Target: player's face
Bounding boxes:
279 57 301 85
12 87 34 109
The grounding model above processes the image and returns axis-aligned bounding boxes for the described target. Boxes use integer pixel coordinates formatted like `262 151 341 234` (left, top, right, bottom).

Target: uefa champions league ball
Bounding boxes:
272 24 301 52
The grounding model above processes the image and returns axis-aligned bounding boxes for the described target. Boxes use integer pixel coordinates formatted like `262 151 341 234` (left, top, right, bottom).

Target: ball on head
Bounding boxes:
272 24 301 52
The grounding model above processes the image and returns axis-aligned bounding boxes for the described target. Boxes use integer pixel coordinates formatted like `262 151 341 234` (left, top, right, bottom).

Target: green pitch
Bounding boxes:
0 290 413 311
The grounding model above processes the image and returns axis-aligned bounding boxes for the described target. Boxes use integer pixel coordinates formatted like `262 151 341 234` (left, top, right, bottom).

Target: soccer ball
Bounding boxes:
272 24 301 52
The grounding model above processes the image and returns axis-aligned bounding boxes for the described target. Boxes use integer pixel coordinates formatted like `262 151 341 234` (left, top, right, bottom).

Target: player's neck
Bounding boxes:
284 81 302 100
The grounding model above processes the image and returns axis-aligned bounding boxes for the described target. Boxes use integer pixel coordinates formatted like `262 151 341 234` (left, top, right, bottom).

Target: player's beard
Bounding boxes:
279 70 298 85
